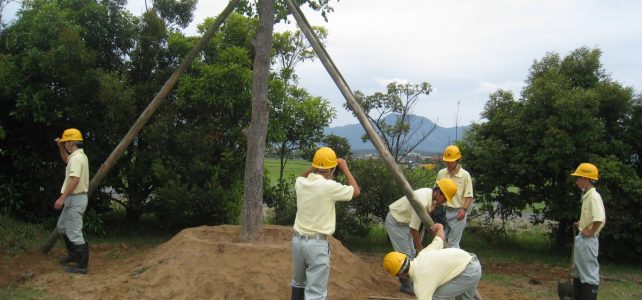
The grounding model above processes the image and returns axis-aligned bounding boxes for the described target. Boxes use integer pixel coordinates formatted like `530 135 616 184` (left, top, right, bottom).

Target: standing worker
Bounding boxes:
383 223 482 300
570 163 605 300
54 128 90 274
384 178 458 295
435 145 474 248
290 147 360 300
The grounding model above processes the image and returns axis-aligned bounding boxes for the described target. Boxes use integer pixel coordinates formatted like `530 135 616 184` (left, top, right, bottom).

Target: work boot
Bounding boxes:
399 277 414 295
572 277 582 300
58 235 76 265
290 287 304 300
581 283 598 300
65 243 88 274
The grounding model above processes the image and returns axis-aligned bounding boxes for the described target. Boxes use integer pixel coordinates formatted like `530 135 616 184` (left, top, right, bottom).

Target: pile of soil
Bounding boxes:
32 225 406 299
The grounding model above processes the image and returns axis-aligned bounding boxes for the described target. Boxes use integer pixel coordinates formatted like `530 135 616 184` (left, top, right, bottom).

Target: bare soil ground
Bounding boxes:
1 225 573 299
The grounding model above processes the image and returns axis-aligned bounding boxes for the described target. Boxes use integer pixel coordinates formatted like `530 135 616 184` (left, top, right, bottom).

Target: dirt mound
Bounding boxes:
35 225 404 299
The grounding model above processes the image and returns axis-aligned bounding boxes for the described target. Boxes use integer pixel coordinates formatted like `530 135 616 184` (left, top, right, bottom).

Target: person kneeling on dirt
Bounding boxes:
570 163 605 300
54 128 90 274
383 223 482 300
290 147 360 300
384 178 457 295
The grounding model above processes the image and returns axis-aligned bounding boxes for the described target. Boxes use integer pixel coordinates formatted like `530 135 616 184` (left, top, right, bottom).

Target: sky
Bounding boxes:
4 0 642 127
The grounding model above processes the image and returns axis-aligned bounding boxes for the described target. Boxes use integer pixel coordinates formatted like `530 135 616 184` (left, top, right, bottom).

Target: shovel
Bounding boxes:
557 227 577 300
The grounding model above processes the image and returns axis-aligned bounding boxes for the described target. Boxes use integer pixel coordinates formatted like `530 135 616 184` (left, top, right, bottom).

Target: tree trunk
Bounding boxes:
241 0 275 242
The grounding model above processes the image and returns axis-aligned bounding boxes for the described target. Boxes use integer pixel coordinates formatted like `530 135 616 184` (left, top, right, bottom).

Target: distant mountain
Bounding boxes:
324 114 469 154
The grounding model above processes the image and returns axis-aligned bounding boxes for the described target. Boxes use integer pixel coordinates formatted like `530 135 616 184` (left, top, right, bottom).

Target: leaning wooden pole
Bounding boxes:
40 0 241 254
284 0 433 229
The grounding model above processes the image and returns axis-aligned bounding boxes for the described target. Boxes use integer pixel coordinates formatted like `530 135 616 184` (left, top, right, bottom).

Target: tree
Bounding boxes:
268 28 333 185
461 47 642 260
346 81 434 162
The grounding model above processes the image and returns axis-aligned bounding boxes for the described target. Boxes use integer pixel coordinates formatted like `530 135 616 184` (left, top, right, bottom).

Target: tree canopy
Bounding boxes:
461 47 642 260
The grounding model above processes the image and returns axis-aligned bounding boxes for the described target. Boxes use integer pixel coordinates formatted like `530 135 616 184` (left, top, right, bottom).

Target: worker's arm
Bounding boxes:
302 167 313 177
431 223 446 241
581 221 603 237
457 196 473 220
337 159 360 198
55 139 69 163
410 227 423 253
54 176 79 210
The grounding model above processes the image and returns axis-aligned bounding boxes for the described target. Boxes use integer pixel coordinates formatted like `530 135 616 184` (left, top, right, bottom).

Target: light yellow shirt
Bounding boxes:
436 167 473 208
293 173 354 236
61 149 89 194
409 236 473 300
389 188 433 230
578 187 606 235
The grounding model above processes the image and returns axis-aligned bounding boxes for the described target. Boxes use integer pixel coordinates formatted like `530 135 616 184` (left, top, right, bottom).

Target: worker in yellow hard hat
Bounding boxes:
383 223 482 300
290 147 360 300
434 145 474 248
384 178 457 295
53 128 90 274
570 163 605 300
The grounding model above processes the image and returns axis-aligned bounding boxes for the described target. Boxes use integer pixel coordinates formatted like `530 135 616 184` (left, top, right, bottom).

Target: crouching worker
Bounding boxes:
290 147 360 300
54 128 90 274
384 178 457 295
383 223 481 300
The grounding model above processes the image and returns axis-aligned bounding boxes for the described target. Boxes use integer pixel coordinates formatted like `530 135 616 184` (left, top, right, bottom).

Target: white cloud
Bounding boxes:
474 81 526 96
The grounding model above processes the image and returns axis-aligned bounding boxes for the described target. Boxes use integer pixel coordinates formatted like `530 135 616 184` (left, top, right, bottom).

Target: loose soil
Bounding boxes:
1 225 570 299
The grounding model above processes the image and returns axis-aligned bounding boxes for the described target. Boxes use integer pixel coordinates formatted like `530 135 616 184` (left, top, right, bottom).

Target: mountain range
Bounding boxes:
324 114 470 154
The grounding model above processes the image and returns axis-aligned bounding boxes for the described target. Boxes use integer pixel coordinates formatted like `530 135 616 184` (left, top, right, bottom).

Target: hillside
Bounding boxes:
324 114 470 153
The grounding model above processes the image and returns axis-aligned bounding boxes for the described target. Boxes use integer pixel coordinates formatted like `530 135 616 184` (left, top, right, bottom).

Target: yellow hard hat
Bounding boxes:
59 128 83 142
442 145 461 162
383 251 409 277
436 178 457 203
312 147 338 169
571 163 599 180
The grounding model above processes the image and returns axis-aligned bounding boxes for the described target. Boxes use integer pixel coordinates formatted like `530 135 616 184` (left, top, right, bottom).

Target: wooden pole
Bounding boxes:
284 0 434 230
40 0 240 254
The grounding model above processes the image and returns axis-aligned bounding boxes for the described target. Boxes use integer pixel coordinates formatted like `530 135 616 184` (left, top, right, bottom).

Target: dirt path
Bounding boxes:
1 225 565 299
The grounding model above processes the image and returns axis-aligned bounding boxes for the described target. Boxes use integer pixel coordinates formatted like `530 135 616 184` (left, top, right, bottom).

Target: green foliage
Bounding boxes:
264 177 297 225
461 47 642 261
0 214 47 256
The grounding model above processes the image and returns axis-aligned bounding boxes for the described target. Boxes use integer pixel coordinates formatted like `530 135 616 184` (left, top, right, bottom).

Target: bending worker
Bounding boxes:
570 163 605 300
383 223 482 300
435 145 474 248
290 147 360 300
384 178 457 295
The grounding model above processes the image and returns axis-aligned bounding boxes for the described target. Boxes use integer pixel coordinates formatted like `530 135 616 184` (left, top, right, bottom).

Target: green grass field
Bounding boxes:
264 158 310 184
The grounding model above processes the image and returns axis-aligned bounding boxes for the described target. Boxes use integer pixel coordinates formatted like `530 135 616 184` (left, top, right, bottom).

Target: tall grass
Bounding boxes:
264 158 310 184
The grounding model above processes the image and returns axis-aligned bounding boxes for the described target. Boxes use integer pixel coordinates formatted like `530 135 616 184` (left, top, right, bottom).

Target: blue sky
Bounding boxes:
4 0 641 127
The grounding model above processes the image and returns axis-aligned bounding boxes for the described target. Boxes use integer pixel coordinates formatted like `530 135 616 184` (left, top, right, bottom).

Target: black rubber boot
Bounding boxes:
65 243 88 274
572 278 582 300
58 235 76 265
290 287 304 300
581 283 598 300
399 277 415 295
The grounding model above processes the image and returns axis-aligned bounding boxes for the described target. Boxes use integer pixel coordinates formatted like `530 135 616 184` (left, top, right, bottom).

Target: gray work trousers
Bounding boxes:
572 233 600 285
444 207 467 248
291 233 330 300
385 212 417 258
433 255 482 300
56 193 87 245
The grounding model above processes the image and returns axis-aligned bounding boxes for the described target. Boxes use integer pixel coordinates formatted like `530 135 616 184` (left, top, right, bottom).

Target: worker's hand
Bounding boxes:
54 197 64 210
337 158 348 170
457 208 466 220
431 223 446 241
581 227 593 238
54 138 63 145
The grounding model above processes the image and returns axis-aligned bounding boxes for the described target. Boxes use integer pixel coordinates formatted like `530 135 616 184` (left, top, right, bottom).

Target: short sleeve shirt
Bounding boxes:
436 167 473 208
61 149 89 194
389 188 433 230
409 236 473 300
578 187 606 234
293 173 354 236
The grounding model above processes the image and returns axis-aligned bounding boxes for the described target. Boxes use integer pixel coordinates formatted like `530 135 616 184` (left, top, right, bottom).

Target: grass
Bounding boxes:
264 158 310 184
